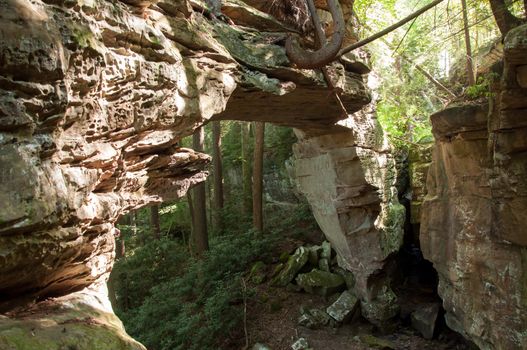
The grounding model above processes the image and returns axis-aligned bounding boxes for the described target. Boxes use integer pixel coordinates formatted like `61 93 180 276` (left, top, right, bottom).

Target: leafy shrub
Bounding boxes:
116 231 278 350
112 238 188 310
465 73 499 100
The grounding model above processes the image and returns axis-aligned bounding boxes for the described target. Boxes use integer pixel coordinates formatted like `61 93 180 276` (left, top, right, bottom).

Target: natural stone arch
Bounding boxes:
0 0 404 347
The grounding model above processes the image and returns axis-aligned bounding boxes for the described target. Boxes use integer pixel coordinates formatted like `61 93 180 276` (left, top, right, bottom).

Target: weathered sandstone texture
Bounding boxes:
0 0 403 346
421 24 527 350
291 103 405 327
408 141 433 239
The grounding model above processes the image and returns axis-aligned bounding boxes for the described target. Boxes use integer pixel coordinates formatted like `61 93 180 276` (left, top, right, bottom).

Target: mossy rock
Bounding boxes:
360 286 400 326
279 251 290 263
296 269 345 296
271 247 309 287
320 241 332 259
318 258 330 272
298 307 330 329
0 295 145 350
249 261 267 284
326 290 360 323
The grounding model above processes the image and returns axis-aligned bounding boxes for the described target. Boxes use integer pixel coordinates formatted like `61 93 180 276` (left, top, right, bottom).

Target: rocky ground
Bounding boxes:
227 232 473 350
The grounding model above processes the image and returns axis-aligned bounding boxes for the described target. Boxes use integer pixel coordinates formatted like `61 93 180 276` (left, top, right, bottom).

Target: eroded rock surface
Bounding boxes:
0 0 402 346
0 286 146 350
421 24 527 350
291 103 405 326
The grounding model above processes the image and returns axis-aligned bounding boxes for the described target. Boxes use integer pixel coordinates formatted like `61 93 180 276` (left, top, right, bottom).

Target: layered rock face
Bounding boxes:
0 0 404 347
292 104 405 327
420 24 527 350
408 141 433 239
0 0 234 307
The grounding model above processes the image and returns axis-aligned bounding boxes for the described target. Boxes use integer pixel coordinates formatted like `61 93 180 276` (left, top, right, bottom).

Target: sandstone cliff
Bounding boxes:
421 24 527 350
0 0 404 347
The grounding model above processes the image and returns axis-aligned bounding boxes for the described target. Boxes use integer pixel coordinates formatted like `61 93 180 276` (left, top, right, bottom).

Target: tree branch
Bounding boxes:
338 0 445 57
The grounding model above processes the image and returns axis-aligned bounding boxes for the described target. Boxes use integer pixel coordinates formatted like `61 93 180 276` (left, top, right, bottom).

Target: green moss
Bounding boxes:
71 24 95 49
296 269 345 289
249 260 267 284
0 327 59 350
0 319 143 350
381 203 405 257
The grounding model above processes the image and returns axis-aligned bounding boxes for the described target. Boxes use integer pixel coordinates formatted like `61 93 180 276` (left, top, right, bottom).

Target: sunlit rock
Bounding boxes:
420 24 527 350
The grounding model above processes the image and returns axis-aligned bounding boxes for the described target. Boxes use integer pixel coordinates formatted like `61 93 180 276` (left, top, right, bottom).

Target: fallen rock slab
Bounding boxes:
272 247 309 287
326 290 359 323
291 337 311 350
296 269 345 296
298 307 331 329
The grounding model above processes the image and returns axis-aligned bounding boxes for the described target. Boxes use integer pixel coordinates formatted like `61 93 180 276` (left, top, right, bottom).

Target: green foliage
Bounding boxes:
263 124 296 173
465 72 499 99
113 238 188 310
115 232 278 350
111 107 312 350
158 201 192 238
354 0 502 148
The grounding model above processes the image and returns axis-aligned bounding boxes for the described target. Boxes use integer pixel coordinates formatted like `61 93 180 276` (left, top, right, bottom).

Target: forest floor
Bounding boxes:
230 230 473 350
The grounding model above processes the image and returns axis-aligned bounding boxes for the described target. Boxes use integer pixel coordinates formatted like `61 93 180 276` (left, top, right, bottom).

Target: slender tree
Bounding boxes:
252 122 265 232
212 121 224 231
192 127 209 254
186 192 195 255
150 205 161 239
241 122 252 215
461 0 475 86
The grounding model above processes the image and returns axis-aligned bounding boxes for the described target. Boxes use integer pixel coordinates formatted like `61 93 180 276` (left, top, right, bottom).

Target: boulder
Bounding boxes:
326 290 360 323
318 258 330 272
321 241 332 259
296 269 345 296
411 303 440 340
298 307 331 329
252 343 272 350
272 247 309 287
292 102 405 326
360 286 399 328
249 261 267 284
306 245 321 266
333 267 356 290
0 289 145 350
291 337 311 350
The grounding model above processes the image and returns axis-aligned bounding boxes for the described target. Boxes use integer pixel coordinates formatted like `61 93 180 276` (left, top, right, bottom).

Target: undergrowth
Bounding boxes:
114 231 279 350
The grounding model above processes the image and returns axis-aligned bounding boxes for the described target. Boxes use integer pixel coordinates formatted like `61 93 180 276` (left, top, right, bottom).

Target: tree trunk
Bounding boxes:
132 210 138 237
461 0 475 86
489 0 523 35
399 53 456 97
117 234 125 258
192 127 209 255
212 121 224 232
241 122 252 215
150 204 161 239
186 192 195 255
252 122 265 232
